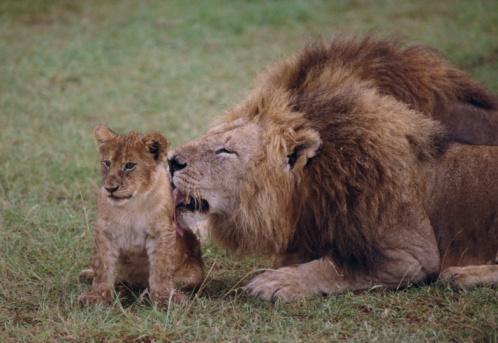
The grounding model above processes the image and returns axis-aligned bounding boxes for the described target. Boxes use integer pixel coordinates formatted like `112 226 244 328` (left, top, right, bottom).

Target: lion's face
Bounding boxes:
94 125 168 207
168 119 263 215
169 105 322 253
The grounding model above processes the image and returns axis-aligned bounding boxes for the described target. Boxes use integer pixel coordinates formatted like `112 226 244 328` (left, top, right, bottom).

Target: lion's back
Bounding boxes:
426 144 498 268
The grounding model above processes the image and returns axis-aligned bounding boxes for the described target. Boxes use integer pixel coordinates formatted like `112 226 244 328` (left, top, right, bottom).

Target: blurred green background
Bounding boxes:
1 1 497 341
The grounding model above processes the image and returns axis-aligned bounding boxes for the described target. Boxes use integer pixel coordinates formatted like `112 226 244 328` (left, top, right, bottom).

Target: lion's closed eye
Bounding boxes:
215 147 237 156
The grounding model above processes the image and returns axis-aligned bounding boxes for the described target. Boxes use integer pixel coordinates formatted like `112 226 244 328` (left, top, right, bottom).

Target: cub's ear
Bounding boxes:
142 132 169 162
286 128 321 170
94 125 116 147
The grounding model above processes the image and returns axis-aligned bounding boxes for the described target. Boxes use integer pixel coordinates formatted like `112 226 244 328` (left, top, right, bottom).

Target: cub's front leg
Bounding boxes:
174 228 204 289
79 226 118 306
147 225 184 306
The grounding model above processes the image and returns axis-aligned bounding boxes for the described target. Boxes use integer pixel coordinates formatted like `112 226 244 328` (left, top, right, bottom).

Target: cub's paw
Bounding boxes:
244 268 313 303
78 268 95 284
78 290 112 306
150 289 186 307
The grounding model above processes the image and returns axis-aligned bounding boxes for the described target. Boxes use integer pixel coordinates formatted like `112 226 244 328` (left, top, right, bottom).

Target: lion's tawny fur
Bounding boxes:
170 37 498 301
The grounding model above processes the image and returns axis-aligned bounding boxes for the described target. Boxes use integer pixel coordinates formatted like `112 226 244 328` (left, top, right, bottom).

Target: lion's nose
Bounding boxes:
105 185 119 193
167 154 187 176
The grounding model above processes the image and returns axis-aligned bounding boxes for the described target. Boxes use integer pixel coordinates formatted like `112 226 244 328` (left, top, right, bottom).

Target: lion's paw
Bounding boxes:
244 268 313 302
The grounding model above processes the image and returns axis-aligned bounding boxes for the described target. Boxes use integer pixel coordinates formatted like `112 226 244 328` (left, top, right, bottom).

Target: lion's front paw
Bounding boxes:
150 289 186 307
244 268 313 302
78 289 112 306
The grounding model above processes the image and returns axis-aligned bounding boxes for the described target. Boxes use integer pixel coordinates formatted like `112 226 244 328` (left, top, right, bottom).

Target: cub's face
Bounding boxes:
94 125 168 206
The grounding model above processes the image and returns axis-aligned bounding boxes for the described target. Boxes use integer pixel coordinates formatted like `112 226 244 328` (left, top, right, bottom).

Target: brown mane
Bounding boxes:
249 37 498 144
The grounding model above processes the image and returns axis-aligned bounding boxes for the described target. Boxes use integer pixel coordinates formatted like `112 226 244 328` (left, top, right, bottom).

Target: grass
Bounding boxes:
1 0 497 341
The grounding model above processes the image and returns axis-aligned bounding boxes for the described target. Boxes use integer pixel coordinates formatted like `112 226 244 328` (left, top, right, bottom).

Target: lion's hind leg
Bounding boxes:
79 268 95 284
440 265 498 289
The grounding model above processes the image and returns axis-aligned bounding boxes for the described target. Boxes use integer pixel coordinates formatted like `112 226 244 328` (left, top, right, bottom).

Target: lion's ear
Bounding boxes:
94 125 116 147
287 128 322 170
143 132 169 162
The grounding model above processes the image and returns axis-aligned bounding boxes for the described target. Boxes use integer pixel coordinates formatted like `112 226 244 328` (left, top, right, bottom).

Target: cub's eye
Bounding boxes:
123 162 136 171
102 160 111 168
215 147 236 155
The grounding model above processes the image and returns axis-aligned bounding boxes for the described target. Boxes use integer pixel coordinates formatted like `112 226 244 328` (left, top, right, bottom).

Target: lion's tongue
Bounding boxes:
172 188 184 236
173 188 183 207
175 220 186 237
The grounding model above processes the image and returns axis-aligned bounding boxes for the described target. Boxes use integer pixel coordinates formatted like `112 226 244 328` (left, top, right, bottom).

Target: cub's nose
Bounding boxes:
167 153 187 176
105 185 119 193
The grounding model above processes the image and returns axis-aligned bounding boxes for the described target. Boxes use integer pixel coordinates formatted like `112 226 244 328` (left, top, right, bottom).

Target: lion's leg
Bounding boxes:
78 268 95 284
247 211 441 302
440 265 498 289
175 260 204 289
174 229 204 289
271 251 311 268
245 257 372 302
78 231 118 306
246 250 439 302
146 229 185 306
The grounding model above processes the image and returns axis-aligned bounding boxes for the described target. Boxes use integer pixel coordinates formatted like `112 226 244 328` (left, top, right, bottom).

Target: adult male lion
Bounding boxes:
169 37 498 302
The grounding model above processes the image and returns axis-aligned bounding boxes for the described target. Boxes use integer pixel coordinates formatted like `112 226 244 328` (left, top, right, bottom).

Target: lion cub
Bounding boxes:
78 125 203 307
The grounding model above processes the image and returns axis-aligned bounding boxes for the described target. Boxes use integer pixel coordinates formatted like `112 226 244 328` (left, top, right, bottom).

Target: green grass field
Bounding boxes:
1 1 497 341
